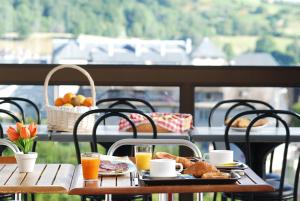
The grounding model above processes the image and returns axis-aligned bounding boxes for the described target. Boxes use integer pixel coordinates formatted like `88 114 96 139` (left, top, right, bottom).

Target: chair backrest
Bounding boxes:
96 98 156 113
225 109 300 201
73 108 157 164
0 139 20 163
0 97 41 124
208 99 275 127
0 109 21 138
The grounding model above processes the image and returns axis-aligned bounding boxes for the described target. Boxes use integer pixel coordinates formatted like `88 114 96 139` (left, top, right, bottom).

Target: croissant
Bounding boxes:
202 172 230 179
155 152 194 168
183 161 219 177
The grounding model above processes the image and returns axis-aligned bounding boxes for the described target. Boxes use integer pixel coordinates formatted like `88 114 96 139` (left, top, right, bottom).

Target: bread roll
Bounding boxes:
183 161 219 177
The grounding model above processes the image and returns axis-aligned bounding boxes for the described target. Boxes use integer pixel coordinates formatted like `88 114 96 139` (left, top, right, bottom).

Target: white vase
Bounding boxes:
15 152 38 173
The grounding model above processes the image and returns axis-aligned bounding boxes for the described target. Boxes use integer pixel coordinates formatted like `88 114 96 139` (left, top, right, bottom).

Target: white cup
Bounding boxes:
150 159 183 177
203 150 233 165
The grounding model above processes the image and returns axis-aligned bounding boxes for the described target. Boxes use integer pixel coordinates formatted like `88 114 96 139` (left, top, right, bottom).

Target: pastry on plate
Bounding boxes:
183 161 218 177
225 117 268 128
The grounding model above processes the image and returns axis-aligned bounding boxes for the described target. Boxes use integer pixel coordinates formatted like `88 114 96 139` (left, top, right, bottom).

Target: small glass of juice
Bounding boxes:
81 152 100 181
135 145 152 171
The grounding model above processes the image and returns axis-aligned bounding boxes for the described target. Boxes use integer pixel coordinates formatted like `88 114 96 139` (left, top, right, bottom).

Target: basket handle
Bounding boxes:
44 64 96 107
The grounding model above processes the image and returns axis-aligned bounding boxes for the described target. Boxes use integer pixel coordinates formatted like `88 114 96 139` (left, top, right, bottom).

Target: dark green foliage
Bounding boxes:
255 36 276 53
0 0 298 41
223 43 234 60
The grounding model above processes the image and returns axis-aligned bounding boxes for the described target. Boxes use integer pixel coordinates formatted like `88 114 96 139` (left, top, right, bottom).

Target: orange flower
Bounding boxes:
28 122 37 138
20 127 30 139
16 122 24 133
7 127 19 141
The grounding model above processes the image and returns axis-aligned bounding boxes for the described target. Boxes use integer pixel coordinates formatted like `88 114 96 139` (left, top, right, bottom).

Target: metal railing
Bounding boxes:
1 64 300 116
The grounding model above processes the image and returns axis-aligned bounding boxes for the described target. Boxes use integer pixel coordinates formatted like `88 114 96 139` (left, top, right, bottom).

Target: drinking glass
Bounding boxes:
81 152 100 181
135 145 152 171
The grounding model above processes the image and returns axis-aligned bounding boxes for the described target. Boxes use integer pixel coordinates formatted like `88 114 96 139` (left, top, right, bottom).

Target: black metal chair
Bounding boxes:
209 100 280 201
0 98 41 201
0 97 41 124
96 98 155 155
0 109 21 201
73 108 157 201
223 110 300 201
96 98 155 113
208 99 278 176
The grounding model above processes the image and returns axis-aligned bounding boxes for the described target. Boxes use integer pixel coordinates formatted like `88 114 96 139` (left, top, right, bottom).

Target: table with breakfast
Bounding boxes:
0 153 274 201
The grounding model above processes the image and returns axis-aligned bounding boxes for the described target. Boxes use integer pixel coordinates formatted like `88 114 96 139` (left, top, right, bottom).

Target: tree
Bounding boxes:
223 43 234 60
287 39 300 63
255 36 276 53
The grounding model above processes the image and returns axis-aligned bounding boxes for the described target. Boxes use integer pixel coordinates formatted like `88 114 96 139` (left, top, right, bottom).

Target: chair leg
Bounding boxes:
221 193 227 201
213 193 218 201
31 193 35 201
142 194 151 201
23 194 28 201
230 193 235 201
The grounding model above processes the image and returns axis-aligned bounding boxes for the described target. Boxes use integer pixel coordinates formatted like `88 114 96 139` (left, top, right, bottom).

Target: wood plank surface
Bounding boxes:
116 173 132 187
0 163 75 194
21 164 46 186
5 169 26 186
101 176 116 187
53 164 75 191
37 164 60 186
0 164 17 185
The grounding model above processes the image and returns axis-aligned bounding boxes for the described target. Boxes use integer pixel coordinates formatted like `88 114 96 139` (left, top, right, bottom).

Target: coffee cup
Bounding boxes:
203 150 233 165
150 159 183 177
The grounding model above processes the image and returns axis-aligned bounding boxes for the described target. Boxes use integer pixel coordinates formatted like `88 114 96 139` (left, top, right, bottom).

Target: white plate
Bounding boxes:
98 156 136 176
230 123 268 132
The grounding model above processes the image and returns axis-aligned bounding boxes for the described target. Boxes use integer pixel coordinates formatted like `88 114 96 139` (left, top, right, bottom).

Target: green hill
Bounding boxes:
0 0 299 65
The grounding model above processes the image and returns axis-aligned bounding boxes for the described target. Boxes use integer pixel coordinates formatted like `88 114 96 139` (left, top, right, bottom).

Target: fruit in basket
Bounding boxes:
63 103 73 107
83 97 93 107
54 98 64 106
76 95 86 104
63 92 75 104
71 96 82 106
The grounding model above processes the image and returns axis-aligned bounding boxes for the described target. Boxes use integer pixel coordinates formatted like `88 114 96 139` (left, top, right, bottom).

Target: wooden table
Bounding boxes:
69 165 274 195
0 162 273 201
0 163 74 194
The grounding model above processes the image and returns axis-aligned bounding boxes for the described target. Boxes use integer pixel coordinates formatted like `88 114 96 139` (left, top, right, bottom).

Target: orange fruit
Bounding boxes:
63 92 75 104
63 103 73 107
54 98 64 106
71 96 81 106
82 97 93 107
76 94 86 105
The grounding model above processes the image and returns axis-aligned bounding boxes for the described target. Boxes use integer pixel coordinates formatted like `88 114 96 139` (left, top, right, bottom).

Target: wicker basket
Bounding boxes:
44 64 96 132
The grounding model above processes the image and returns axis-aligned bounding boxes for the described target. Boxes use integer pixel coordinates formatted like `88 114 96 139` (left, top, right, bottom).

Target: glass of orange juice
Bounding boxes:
81 152 100 181
135 145 152 171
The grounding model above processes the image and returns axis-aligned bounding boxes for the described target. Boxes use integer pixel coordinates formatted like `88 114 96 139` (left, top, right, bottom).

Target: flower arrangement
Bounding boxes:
7 122 37 154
